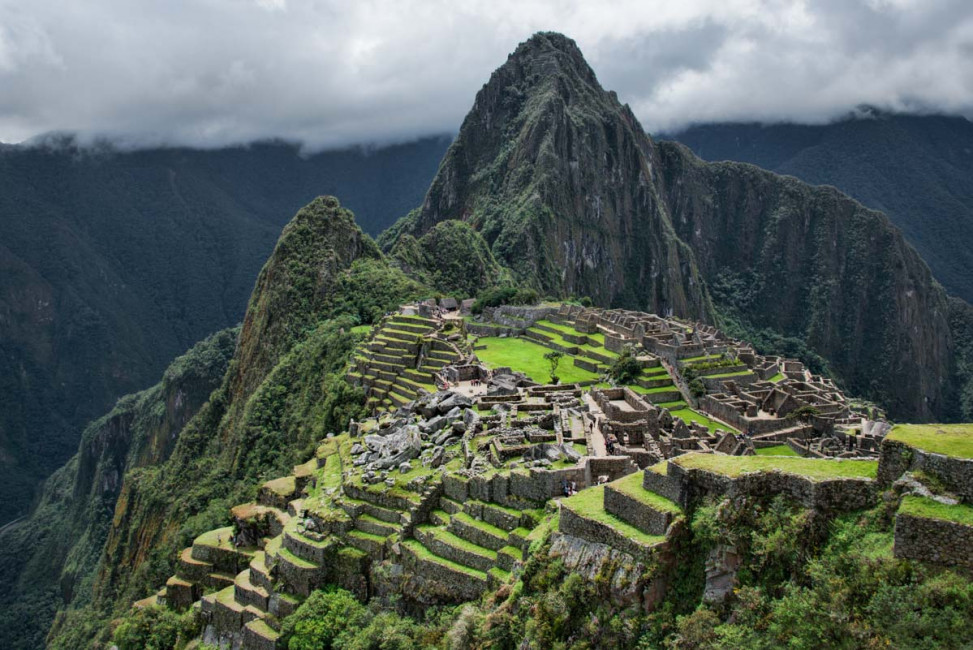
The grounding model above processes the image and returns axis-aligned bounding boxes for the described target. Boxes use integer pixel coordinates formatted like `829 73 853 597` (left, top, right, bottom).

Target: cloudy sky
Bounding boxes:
1 0 971 149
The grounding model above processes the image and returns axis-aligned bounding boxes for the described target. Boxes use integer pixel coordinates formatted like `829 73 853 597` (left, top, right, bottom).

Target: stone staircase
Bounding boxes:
404 495 545 600
347 315 462 413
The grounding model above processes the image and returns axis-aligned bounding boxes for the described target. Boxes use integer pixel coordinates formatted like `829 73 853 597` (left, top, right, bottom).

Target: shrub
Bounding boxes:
608 346 642 385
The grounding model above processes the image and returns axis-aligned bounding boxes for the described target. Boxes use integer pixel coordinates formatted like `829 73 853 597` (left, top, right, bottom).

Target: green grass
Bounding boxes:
630 384 677 395
707 370 754 379
647 460 669 475
754 444 800 457
657 400 688 409
452 511 508 540
768 372 785 383
886 424 973 459
561 486 666 546
350 324 372 335
608 472 682 513
529 326 619 358
669 408 724 433
672 452 878 480
899 495 973 526
475 336 599 384
418 525 497 560
401 539 486 579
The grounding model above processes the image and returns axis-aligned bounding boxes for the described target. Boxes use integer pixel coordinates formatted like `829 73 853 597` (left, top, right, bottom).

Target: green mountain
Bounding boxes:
5 31 973 650
0 136 448 523
382 32 962 423
669 112 973 304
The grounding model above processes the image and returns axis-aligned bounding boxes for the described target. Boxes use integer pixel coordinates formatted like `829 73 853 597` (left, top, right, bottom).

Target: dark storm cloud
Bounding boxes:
0 0 971 148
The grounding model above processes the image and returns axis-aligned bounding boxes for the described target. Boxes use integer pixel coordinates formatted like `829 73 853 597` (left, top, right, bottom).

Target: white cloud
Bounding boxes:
0 0 970 148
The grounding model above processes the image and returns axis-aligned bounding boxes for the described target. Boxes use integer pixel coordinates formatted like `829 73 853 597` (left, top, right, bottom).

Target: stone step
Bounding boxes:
283 527 335 566
383 328 422 342
461 500 524 532
234 569 270 612
400 539 488 601
339 497 405 523
249 551 273 593
388 381 420 402
177 546 213 582
355 513 399 537
387 391 410 408
164 575 200 611
488 567 512 589
507 527 531 553
273 547 322 598
558 486 667 563
439 496 463 515
603 472 681 536
343 530 387 560
428 509 451 527
387 321 434 335
448 512 509 551
205 571 237 590
243 618 281 650
258 476 298 510
414 525 497 572
496 545 524 572
269 591 303 620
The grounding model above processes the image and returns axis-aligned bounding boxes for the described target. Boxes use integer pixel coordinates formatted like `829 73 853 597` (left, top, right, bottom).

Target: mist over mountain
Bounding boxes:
0 135 448 523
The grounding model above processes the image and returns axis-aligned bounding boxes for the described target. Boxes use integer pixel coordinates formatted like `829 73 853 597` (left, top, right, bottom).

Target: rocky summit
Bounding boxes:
1 31 972 650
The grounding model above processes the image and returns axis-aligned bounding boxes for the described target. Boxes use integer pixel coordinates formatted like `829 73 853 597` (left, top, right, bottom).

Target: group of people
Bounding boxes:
606 432 619 456
562 480 579 497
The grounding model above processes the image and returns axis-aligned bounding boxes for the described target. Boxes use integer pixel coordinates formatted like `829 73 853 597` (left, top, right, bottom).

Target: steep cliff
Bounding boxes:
0 327 236 650
654 142 954 420
384 32 961 421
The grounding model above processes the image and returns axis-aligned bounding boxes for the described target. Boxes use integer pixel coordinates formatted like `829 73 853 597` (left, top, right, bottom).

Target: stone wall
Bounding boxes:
603 484 674 535
558 503 663 563
660 462 877 512
878 439 973 501
894 513 973 568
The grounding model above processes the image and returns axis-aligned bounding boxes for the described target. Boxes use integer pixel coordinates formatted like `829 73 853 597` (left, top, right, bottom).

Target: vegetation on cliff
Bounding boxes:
0 327 237 650
38 197 431 649
0 137 447 524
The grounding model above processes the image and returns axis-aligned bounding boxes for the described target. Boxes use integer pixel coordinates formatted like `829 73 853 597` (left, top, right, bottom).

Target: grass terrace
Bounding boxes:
474 337 600 384
885 424 973 459
669 408 724 433
899 495 973 526
608 472 682 513
561 486 666 546
672 452 878 481
754 444 800 457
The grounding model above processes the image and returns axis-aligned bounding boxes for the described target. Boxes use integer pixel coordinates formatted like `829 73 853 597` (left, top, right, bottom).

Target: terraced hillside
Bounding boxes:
348 314 463 412
123 303 973 650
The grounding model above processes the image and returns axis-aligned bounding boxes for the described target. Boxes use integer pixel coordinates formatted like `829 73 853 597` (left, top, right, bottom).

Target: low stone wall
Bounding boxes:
603 485 674 535
558 503 662 562
574 357 601 373
894 513 973 568
400 542 486 601
585 457 636 484
664 461 877 512
642 470 686 503
878 439 973 501
467 323 522 337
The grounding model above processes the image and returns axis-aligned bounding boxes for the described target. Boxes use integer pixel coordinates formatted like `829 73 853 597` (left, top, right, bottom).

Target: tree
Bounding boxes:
544 350 564 384
608 346 642 385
